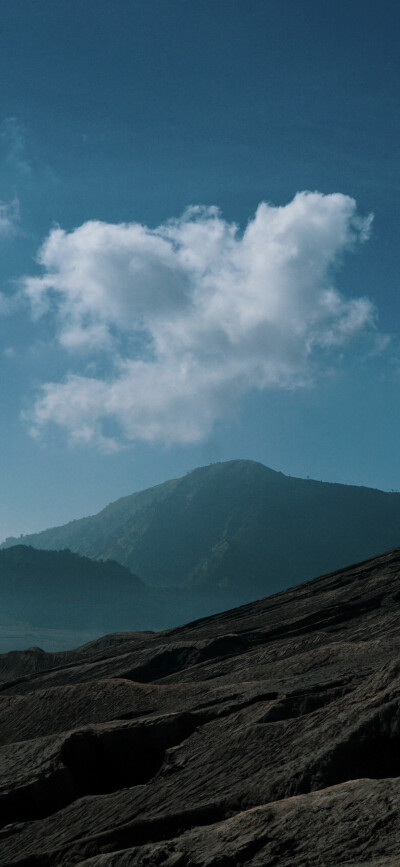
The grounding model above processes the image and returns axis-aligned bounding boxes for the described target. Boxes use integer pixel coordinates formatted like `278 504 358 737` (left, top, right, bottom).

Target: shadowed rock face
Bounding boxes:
2 547 400 864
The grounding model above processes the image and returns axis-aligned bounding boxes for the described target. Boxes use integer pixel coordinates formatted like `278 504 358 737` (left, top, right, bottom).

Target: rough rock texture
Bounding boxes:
2 547 400 864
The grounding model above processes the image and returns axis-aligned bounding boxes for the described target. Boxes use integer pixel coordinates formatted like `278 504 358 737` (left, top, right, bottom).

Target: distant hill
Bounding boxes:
3 460 400 601
0 546 150 634
0 545 236 652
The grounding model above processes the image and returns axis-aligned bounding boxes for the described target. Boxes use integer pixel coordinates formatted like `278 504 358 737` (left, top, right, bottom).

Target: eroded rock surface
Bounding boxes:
2 548 400 864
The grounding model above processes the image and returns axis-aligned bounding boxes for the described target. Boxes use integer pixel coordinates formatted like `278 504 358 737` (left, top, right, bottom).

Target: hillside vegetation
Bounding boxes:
3 460 400 601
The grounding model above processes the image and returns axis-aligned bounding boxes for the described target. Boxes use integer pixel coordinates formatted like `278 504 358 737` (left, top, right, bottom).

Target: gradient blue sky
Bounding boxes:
1 0 400 541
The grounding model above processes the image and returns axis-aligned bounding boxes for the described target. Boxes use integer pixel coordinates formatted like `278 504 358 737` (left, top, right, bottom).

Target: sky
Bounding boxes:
1 0 400 541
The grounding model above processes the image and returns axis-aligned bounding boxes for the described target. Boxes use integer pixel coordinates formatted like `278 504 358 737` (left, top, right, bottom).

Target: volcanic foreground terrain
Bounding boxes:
2 549 400 864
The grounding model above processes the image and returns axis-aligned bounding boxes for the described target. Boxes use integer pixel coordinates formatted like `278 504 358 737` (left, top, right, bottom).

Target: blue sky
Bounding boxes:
1 0 400 541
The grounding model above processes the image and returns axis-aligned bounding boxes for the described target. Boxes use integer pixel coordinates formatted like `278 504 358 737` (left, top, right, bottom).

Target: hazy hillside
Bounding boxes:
0 545 236 652
0 546 150 633
3 460 400 600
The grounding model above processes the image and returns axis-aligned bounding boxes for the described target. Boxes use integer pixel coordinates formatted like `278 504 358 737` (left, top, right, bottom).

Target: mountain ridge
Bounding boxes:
3 459 400 602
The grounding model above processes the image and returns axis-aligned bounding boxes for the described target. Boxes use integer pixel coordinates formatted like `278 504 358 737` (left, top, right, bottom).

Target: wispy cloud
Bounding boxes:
0 198 19 236
21 192 375 450
0 116 58 196
0 197 21 315
0 117 32 177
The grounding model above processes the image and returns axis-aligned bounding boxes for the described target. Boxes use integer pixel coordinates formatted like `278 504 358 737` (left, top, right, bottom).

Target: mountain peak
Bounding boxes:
2 460 400 603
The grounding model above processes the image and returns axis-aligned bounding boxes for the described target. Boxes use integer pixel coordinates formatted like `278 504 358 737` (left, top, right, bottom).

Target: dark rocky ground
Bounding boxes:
2 547 400 864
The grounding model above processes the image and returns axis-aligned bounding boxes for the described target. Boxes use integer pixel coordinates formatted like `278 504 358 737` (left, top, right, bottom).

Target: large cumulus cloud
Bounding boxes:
22 192 375 450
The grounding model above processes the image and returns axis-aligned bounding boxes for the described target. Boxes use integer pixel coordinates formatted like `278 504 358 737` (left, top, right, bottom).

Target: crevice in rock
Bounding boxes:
0 713 197 828
313 701 400 789
193 690 280 720
124 598 386 687
265 699 400 804
109 680 351 730
114 690 282 730
290 676 352 696
0 767 75 831
61 712 197 798
124 636 253 684
123 647 198 683
256 685 349 723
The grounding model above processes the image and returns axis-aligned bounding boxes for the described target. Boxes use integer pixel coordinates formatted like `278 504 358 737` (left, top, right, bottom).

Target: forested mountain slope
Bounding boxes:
3 460 400 600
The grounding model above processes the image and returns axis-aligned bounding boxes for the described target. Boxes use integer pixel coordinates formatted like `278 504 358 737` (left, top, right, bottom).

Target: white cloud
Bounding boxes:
22 192 375 450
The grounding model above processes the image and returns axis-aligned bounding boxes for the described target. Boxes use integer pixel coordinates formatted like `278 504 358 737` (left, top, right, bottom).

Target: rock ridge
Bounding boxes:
2 546 400 864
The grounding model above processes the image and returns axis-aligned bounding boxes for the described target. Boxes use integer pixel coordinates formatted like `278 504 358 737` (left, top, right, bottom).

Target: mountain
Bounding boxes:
0 546 243 652
2 546 400 864
3 460 400 601
0 545 151 633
